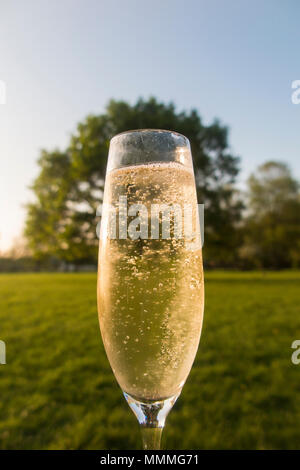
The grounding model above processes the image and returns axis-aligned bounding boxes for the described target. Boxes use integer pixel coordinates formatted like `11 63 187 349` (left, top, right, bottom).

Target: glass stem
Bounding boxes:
140 426 163 450
123 392 180 450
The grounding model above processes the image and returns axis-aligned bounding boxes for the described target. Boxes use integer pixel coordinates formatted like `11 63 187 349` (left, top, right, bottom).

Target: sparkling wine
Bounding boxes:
97 162 204 401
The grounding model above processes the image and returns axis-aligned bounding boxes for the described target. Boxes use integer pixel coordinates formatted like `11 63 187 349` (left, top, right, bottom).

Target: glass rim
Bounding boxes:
110 128 189 142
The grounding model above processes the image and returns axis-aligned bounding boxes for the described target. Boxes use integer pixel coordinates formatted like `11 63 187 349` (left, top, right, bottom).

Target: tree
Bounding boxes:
241 161 300 268
25 97 242 266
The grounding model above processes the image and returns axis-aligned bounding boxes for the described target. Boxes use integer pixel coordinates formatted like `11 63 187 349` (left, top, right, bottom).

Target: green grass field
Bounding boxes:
0 271 299 449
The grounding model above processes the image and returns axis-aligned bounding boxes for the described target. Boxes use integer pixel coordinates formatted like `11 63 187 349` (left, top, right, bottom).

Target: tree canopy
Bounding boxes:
241 162 300 268
25 97 242 266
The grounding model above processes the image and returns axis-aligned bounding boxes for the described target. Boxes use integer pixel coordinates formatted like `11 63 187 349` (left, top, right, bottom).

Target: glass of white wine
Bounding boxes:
97 129 204 449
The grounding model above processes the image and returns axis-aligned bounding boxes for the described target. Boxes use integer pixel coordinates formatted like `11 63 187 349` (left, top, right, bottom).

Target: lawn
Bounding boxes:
0 271 299 449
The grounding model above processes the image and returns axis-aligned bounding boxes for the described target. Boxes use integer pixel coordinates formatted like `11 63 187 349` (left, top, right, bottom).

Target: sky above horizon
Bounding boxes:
0 0 299 251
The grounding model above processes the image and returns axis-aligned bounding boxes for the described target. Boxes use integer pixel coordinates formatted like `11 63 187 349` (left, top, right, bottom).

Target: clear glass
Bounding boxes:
97 129 204 449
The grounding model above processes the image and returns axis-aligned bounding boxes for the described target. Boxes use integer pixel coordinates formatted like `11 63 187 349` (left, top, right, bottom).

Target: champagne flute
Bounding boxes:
97 129 204 450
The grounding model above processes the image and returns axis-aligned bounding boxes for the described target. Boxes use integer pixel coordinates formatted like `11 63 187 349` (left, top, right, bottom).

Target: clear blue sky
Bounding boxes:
0 0 299 250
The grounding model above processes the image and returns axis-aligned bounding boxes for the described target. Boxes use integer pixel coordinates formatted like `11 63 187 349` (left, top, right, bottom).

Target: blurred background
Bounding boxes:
0 0 300 449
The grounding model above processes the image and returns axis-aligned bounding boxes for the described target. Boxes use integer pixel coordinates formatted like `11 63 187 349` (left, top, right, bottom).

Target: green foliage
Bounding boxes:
0 272 300 449
25 97 241 266
241 162 300 268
